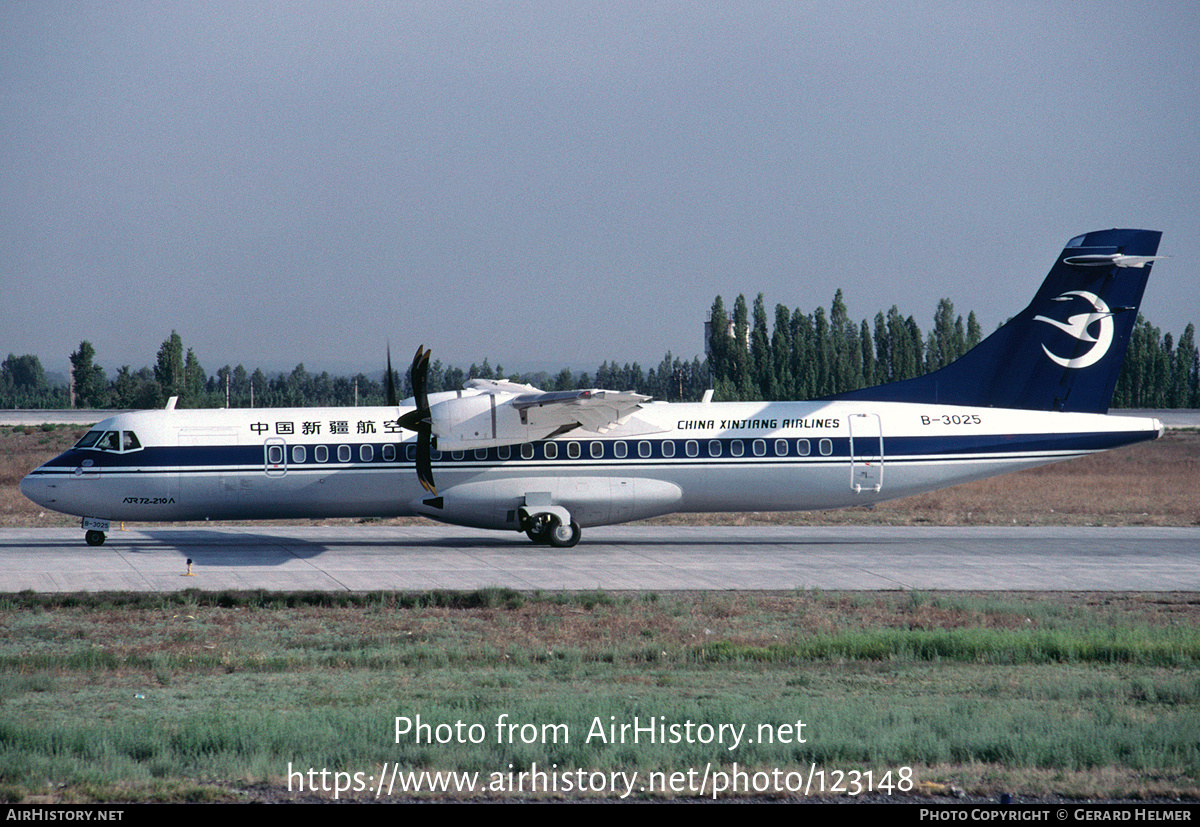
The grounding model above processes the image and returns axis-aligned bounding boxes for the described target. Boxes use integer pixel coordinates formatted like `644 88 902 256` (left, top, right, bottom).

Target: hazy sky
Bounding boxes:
3 1 1198 379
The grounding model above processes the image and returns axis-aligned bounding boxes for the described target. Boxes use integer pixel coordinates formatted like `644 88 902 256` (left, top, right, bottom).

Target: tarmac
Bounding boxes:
2 525 1197 593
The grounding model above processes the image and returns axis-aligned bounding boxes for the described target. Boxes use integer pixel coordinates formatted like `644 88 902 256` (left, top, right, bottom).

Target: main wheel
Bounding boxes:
85 530 105 547
524 514 553 544
548 519 582 548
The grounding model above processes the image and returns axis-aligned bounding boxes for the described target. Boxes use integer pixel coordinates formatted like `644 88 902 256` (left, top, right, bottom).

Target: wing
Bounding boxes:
510 389 651 433
428 387 655 450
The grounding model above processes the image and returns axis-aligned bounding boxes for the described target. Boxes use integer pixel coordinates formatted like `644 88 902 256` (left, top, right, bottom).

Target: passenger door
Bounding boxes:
848 413 884 493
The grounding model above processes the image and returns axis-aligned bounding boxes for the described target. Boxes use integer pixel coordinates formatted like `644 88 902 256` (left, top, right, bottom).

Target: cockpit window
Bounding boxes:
74 429 142 453
74 430 103 449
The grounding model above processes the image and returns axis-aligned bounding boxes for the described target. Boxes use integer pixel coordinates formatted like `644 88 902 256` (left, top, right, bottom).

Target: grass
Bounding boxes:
0 590 1198 802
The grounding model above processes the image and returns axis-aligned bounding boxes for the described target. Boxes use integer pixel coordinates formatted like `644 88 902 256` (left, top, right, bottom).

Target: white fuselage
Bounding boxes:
20 399 1163 531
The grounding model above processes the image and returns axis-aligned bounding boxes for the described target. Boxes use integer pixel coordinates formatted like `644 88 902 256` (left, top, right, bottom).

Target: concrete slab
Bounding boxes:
1 525 1197 592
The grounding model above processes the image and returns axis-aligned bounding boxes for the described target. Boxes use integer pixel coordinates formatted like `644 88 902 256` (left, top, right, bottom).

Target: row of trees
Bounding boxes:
1112 317 1199 408
0 354 67 408
707 292 985 402
706 292 1200 408
416 352 710 404
4 298 1197 410
1 332 711 410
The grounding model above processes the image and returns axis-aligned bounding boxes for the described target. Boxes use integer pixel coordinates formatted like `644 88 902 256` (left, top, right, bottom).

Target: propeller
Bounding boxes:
397 346 436 494
385 344 398 407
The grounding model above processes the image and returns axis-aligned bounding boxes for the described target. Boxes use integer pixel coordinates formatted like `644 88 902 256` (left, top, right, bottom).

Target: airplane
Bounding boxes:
22 228 1166 549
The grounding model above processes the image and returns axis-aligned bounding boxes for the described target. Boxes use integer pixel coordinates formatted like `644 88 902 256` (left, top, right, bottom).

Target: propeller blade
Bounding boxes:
386 345 398 407
410 345 430 411
401 345 435 495
417 427 436 494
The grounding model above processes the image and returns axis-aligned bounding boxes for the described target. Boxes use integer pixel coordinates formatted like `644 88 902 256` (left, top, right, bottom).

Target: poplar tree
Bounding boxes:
70 341 107 408
154 331 184 401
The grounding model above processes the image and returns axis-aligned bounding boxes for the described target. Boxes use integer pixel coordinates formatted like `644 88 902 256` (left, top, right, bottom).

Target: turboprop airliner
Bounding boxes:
22 228 1166 548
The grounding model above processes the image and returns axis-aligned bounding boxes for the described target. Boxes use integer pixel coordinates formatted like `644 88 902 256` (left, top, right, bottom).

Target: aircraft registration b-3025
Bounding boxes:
23 228 1166 548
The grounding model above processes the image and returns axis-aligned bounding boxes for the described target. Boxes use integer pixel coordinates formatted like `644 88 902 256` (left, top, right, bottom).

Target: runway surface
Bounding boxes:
2 525 1197 592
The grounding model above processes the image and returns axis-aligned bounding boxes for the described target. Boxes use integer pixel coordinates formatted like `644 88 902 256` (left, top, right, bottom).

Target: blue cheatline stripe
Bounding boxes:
30 430 1154 475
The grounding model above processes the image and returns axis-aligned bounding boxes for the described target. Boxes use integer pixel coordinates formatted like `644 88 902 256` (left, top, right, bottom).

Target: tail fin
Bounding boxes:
829 229 1163 413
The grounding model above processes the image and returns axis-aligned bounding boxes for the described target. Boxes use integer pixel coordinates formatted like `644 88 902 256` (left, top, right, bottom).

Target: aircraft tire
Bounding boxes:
525 515 552 545
85 530 105 547
548 520 582 549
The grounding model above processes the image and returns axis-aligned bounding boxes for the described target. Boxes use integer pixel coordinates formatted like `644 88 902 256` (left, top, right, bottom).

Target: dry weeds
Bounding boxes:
13 591 1199 665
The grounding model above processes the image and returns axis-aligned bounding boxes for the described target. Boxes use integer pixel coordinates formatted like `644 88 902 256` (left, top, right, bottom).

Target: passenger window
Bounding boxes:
383 444 396 462
638 441 651 458
521 444 534 460
338 445 351 462
730 440 743 457
430 448 442 460
292 445 307 463
614 441 627 459
708 440 722 457
819 438 833 456
661 441 675 458
315 445 329 463
568 441 581 459
360 445 374 462
475 448 488 460
685 440 698 458
775 439 788 456
544 443 558 459
405 444 415 461
752 439 766 457
498 445 511 460
590 441 603 458
797 439 811 456
451 450 464 460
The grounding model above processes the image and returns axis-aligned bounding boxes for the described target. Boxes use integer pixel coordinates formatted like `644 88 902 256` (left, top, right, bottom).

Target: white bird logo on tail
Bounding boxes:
1034 291 1114 369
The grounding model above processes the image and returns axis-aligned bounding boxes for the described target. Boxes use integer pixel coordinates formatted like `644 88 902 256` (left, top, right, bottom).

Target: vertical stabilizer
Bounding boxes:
829 229 1162 413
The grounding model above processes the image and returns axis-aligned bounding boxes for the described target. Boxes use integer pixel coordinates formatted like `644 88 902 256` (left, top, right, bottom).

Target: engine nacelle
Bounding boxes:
412 477 684 530
429 393 542 450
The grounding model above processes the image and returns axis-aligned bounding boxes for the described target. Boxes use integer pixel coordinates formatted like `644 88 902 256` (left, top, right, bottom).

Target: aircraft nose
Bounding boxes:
19 469 51 508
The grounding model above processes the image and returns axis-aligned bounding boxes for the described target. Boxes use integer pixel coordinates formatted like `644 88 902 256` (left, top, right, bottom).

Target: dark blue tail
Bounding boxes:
829 229 1162 413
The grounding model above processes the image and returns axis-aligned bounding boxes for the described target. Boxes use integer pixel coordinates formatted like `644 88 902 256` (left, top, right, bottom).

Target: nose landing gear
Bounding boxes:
82 517 111 547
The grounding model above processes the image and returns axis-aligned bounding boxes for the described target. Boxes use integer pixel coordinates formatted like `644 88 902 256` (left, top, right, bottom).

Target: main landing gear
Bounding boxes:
85 530 106 546
522 512 582 548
